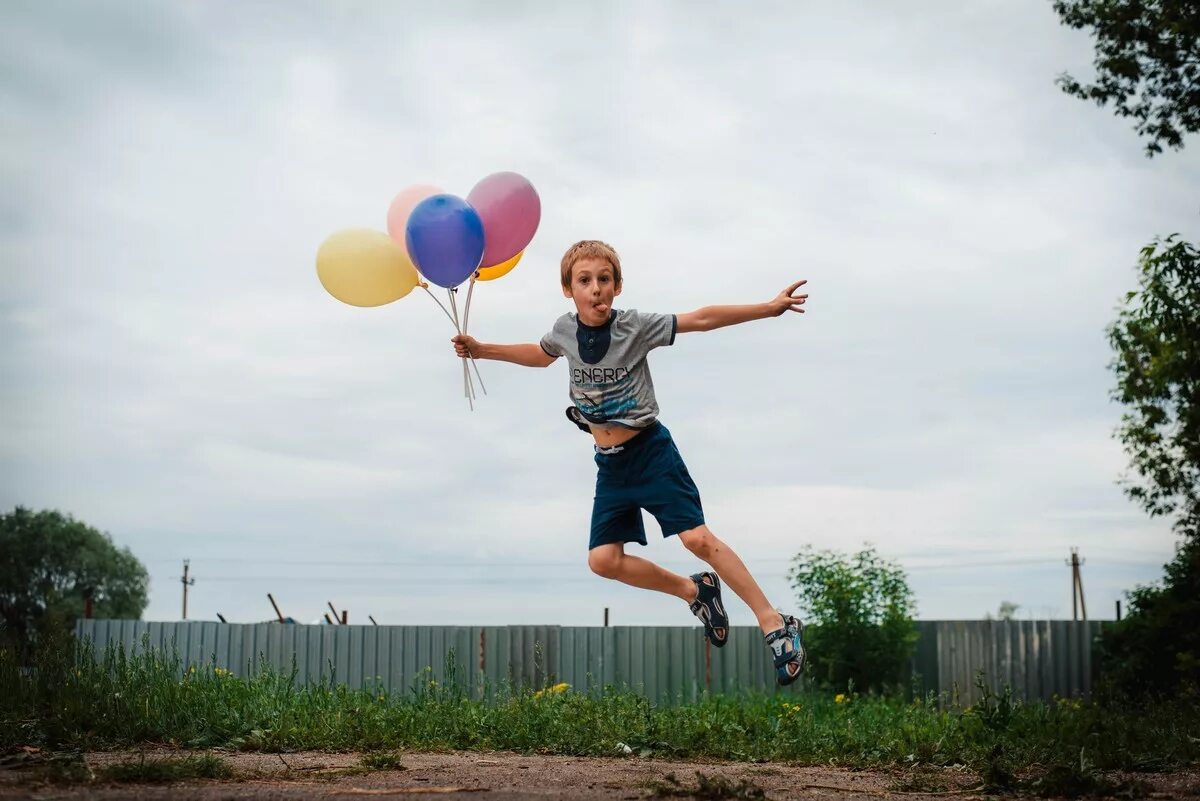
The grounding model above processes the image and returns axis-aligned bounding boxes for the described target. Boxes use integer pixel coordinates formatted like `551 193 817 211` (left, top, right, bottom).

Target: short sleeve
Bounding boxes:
631 310 677 351
539 315 570 358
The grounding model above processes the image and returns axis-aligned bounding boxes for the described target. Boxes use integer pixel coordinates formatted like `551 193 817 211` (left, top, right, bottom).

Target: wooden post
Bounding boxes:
603 607 609 627
216 613 227 623
368 615 378 626
341 610 348 625
1115 599 1121 621
323 613 333 625
267 593 285 623
327 601 340 623
83 589 93 620
705 639 712 692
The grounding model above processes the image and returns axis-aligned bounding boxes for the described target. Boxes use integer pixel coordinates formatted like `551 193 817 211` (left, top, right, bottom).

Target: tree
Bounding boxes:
1099 237 1200 697
1053 0 1200 156
1107 236 1200 540
787 544 918 693
1098 538 1200 697
997 601 1020 621
0 507 148 657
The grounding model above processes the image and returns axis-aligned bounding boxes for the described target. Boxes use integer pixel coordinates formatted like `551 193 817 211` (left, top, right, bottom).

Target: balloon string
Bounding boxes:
421 284 486 401
461 276 486 396
421 285 458 328
447 288 473 408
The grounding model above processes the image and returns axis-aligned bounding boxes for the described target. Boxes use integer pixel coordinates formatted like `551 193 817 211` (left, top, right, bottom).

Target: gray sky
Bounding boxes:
3 0 1197 627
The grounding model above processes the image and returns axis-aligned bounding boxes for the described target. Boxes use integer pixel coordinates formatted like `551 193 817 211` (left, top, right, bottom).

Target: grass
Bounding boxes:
359 749 407 770
1 637 1198 792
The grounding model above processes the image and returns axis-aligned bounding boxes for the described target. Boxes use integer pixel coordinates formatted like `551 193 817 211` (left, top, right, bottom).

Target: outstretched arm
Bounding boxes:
452 335 557 368
675 280 808 334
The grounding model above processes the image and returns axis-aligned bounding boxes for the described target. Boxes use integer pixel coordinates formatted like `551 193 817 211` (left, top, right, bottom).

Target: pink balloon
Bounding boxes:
467 172 541 268
387 184 442 247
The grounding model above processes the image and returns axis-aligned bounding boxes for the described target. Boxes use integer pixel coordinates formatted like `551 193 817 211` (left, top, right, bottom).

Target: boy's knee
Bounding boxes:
588 547 623 579
679 526 717 559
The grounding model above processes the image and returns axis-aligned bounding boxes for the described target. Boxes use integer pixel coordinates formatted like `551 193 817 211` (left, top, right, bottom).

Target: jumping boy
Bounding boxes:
451 240 809 685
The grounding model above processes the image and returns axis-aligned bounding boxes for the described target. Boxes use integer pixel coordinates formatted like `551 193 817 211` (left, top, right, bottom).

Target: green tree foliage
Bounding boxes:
787 544 917 693
1053 0 1200 156
1099 539 1200 697
1107 236 1200 539
0 507 148 657
1100 236 1200 698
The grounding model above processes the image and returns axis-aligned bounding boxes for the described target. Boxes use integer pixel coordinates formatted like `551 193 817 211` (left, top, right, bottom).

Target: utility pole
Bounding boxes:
1066 548 1087 621
181 559 195 620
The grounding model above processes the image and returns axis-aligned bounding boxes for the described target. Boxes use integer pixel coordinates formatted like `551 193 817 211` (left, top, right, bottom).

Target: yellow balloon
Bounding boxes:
316 229 419 307
475 250 523 282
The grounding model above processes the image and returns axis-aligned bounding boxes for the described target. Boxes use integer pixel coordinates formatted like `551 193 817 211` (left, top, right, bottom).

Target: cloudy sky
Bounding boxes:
3 1 1197 628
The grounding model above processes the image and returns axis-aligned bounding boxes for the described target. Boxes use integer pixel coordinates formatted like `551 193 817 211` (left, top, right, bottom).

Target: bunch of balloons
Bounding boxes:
316 172 541 409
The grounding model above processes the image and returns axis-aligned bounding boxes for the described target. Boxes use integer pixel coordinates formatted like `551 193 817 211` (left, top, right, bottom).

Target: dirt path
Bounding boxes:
2 749 1197 800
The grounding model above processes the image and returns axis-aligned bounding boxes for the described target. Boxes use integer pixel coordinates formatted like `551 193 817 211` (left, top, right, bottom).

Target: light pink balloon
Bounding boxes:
386 184 442 247
467 172 541 268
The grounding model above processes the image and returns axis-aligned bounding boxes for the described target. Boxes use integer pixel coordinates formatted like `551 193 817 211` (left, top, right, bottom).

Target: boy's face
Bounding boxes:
564 256 621 326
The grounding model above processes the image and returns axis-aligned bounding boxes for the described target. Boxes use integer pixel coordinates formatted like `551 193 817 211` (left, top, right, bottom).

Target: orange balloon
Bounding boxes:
475 250 523 282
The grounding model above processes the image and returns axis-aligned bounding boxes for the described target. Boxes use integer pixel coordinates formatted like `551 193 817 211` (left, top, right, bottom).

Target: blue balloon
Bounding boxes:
405 194 486 288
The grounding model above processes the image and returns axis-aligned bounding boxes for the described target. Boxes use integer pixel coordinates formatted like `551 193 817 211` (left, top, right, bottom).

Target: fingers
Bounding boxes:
785 279 808 295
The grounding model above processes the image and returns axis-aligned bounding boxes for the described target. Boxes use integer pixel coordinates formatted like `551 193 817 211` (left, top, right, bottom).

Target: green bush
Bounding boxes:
1098 538 1200 699
787 544 917 692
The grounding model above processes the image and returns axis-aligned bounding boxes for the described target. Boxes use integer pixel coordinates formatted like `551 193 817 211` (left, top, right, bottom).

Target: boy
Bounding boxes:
451 240 808 685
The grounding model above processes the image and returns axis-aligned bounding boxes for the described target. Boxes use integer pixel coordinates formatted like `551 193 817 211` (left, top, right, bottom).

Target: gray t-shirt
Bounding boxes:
540 309 677 429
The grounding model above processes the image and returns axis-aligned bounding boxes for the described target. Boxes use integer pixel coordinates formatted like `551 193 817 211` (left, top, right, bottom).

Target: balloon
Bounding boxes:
316 228 419 307
475 250 523 282
467 171 541 267
405 194 485 288
386 184 442 249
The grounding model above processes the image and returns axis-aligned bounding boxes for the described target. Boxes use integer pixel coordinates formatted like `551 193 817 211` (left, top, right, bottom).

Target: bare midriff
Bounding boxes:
589 423 645 449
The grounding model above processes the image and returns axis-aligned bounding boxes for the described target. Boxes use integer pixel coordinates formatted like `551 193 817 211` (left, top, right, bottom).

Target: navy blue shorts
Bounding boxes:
589 422 705 550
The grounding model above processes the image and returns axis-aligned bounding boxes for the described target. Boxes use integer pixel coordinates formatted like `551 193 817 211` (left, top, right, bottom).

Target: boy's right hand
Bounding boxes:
452 334 479 358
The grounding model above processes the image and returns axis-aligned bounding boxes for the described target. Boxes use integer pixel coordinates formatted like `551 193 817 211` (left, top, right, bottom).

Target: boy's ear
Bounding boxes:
562 284 573 298
614 280 623 297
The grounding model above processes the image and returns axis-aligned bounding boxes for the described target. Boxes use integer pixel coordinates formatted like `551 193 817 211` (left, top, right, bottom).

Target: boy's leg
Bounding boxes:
677 525 784 634
588 543 695 602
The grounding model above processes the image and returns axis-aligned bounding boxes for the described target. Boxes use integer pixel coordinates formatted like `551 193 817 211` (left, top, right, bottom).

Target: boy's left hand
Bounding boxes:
769 280 808 316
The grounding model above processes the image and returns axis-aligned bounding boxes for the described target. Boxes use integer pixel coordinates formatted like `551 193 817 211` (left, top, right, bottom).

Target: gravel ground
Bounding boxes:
1 748 1197 801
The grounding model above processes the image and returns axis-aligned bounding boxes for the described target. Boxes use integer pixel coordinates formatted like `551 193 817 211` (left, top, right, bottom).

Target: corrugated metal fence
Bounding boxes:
912 619 1106 704
75 618 1105 703
74 620 775 703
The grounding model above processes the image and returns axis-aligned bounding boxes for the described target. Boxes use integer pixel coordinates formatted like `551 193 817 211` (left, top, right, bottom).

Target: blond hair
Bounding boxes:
560 240 622 289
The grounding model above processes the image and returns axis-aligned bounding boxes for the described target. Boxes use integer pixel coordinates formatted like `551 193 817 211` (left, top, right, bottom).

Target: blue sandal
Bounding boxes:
765 614 806 685
688 571 729 648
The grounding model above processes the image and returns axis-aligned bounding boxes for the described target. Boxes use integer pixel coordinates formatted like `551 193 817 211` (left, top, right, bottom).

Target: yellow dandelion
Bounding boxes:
834 693 847 704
